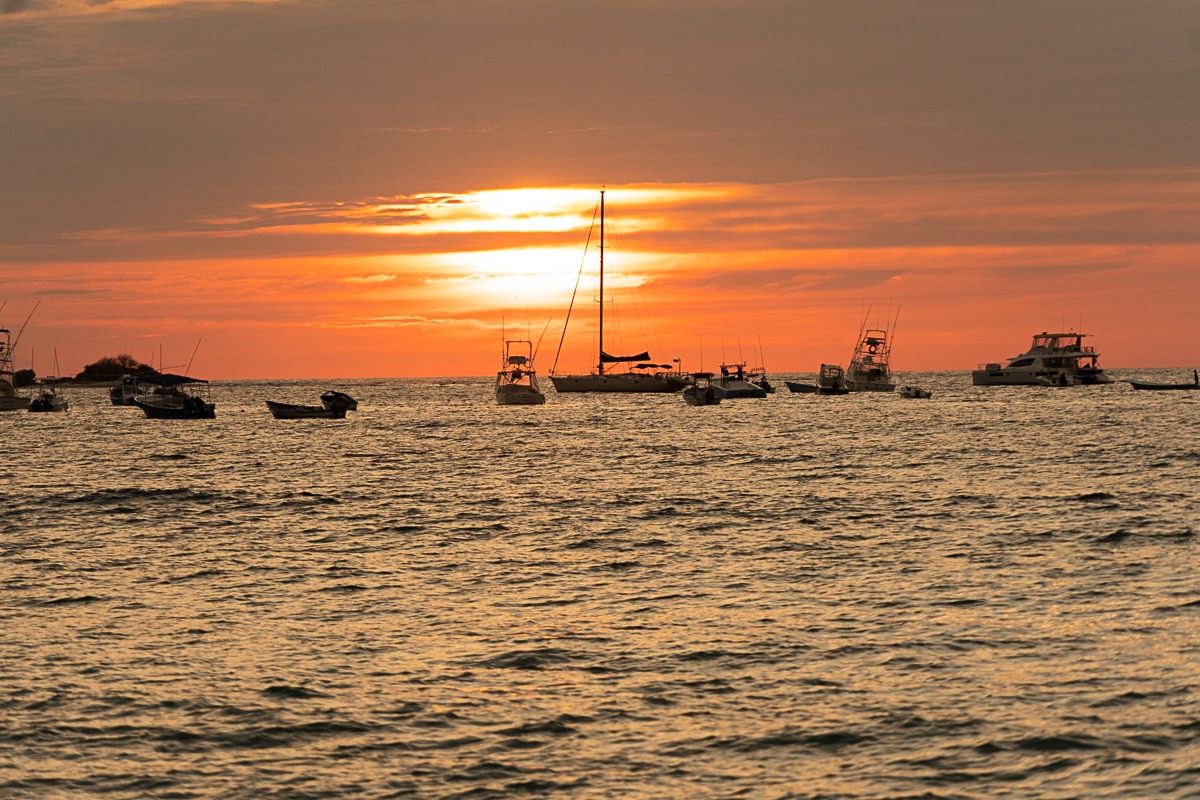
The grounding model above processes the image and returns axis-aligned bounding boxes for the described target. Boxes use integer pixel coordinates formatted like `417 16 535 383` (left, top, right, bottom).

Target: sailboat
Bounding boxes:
550 190 687 393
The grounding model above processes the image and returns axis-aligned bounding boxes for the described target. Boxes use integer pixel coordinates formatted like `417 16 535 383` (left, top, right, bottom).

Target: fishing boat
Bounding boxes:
683 372 721 405
495 340 546 405
109 374 140 405
266 390 358 419
817 363 849 395
714 362 768 399
550 190 686 393
0 327 30 412
972 332 1112 386
133 373 215 419
898 385 932 399
748 366 775 394
845 327 896 392
28 380 68 412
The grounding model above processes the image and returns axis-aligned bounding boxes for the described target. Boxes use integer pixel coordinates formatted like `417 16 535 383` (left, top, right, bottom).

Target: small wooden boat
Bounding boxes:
898 385 932 399
267 391 357 419
266 401 346 419
785 381 819 394
1127 379 1200 391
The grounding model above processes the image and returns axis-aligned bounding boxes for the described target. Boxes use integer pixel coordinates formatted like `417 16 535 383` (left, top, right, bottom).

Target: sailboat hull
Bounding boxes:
551 373 683 393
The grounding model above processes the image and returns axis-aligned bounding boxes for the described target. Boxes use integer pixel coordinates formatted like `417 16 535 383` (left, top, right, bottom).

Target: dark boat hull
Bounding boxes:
266 401 347 419
134 397 215 419
1127 380 1200 391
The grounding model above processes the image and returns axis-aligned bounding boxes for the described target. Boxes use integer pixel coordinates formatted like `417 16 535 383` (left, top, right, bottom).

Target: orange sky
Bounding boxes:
2 1 1198 378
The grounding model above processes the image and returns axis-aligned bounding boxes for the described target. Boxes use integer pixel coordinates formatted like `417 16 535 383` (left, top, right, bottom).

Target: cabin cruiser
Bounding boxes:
972 332 1112 386
495 340 546 405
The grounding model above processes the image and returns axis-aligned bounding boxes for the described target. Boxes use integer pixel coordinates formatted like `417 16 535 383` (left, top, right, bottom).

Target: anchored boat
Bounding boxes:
133 373 215 419
973 332 1111 386
495 340 546 405
550 190 686 393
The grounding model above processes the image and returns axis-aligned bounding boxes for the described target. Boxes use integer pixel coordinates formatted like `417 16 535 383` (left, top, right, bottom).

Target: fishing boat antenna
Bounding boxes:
184 338 202 377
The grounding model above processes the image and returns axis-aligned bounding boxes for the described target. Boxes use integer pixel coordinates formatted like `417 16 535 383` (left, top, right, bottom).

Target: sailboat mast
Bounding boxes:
598 189 605 375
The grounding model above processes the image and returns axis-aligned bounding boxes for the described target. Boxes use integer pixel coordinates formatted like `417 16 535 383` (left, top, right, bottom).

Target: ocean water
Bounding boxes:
2 371 1197 799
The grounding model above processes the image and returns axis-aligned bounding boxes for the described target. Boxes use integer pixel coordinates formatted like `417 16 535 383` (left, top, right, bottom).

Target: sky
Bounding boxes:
2 0 1198 378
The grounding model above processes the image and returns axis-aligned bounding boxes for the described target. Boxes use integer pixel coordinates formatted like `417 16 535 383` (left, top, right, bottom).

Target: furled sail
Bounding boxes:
600 350 651 363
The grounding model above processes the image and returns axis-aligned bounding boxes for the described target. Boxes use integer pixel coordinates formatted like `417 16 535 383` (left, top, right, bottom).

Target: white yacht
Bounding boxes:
495 340 546 405
973 332 1112 386
0 327 30 412
550 190 686 393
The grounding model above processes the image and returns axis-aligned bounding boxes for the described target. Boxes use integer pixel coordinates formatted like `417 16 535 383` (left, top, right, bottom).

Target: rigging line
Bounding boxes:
551 197 601 375
11 300 41 352
184 338 202 377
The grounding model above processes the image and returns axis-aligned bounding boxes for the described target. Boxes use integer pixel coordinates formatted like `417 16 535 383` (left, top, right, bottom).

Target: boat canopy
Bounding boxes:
135 371 207 387
634 363 674 370
600 350 651 364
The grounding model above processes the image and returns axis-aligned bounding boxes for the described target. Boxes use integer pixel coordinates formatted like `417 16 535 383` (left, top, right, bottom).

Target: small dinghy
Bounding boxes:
898 385 932 399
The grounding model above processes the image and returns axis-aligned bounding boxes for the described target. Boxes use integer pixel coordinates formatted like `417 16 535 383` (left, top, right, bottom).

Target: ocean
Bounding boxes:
2 371 1197 799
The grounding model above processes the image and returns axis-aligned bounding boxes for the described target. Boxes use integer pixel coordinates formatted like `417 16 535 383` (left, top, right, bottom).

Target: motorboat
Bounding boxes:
898 385 932 399
28 380 68 412
109 375 140 405
266 390 358 419
817 363 849 395
0 326 30 412
683 372 721 405
973 332 1112 386
845 328 896 392
495 340 546 405
550 190 686 393
785 379 819 394
713 362 767 399
747 366 775 394
133 373 215 419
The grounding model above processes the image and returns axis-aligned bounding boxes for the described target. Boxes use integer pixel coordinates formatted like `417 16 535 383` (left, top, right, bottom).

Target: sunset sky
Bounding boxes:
2 0 1198 378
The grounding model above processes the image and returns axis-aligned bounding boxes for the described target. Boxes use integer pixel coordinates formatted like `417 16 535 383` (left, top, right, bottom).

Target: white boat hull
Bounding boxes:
496 385 546 405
